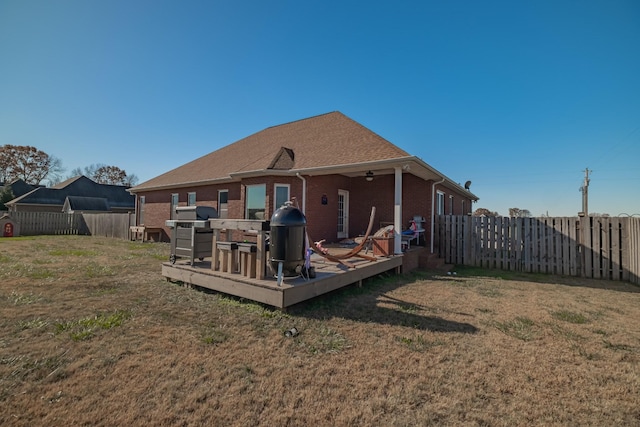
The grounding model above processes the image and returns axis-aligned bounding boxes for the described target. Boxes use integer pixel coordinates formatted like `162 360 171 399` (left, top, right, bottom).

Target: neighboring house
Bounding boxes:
1 178 42 197
128 112 479 251
1 179 42 209
5 176 135 213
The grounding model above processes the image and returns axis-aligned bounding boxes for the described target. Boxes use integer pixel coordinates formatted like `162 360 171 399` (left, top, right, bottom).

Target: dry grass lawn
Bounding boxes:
1 235 639 426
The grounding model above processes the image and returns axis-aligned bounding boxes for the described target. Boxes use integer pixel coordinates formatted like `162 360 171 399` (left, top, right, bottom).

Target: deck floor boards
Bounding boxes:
162 253 403 308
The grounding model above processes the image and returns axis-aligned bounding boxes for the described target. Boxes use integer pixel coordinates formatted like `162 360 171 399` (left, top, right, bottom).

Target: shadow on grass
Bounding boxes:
442 265 640 294
288 271 478 334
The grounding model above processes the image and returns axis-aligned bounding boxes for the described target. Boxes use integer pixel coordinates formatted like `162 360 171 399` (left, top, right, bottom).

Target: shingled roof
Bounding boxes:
131 112 411 192
0 179 41 198
63 196 110 212
6 176 134 210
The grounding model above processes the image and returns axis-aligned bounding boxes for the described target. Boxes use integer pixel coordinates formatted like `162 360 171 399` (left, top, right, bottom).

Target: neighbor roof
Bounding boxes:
1 179 41 198
131 112 411 192
6 175 134 209
63 196 110 212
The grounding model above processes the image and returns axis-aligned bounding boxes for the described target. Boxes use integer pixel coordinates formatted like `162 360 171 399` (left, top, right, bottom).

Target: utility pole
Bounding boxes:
579 168 591 216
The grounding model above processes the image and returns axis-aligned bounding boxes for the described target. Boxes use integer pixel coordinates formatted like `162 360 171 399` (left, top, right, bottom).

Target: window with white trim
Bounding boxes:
138 196 145 225
449 195 454 215
436 191 445 215
245 184 266 220
274 183 290 213
218 190 228 219
170 193 179 219
187 192 196 206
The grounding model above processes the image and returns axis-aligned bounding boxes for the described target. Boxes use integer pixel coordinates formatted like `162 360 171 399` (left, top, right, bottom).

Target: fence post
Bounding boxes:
576 216 584 277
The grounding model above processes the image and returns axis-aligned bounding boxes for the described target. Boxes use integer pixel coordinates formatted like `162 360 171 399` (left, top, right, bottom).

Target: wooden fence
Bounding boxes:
82 213 135 239
434 215 640 285
6 212 134 240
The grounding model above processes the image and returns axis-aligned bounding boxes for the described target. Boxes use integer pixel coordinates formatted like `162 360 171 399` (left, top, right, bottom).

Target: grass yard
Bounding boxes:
1 235 639 426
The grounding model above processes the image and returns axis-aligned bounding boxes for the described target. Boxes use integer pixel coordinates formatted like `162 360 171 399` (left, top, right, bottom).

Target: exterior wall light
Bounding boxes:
365 171 374 182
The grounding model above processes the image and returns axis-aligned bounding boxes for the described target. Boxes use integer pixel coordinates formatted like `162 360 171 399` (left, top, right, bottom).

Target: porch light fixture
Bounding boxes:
365 171 374 182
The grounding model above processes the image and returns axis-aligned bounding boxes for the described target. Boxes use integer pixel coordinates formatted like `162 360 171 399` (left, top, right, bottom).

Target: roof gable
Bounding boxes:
52 175 86 189
268 147 295 170
132 112 411 191
1 179 40 198
11 180 37 197
63 196 110 212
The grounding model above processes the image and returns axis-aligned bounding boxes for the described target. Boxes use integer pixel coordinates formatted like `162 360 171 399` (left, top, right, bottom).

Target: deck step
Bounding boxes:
419 252 452 272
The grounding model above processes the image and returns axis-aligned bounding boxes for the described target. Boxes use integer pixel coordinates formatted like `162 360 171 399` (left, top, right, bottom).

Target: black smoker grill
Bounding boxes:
270 203 307 281
166 206 218 265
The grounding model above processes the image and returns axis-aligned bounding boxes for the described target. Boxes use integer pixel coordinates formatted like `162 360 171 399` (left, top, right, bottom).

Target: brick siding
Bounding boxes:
137 174 474 245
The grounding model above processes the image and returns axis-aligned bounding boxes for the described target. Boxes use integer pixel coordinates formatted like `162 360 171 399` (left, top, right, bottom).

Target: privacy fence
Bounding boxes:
4 212 134 240
434 216 640 285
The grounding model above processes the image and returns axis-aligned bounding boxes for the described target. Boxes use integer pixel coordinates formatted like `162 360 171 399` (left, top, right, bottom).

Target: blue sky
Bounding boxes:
1 0 638 216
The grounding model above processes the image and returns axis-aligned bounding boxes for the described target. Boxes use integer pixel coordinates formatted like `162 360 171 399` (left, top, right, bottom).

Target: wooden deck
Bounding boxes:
162 252 403 309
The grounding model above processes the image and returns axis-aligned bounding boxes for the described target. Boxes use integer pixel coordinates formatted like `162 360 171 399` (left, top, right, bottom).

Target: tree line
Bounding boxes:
472 207 611 217
0 144 138 187
473 207 532 217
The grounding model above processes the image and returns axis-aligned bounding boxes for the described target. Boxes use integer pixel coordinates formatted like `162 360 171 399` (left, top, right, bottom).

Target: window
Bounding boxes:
274 184 290 213
170 193 179 219
337 189 349 239
462 200 466 215
218 190 228 219
449 195 454 215
245 184 266 220
436 191 445 215
187 192 196 206
138 196 145 225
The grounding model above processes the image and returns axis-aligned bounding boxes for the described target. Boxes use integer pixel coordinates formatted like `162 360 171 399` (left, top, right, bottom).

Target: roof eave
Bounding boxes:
7 202 63 208
128 177 236 194
128 157 478 201
410 157 479 201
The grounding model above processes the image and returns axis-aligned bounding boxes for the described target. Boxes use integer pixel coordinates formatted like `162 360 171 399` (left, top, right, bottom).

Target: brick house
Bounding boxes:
128 112 478 252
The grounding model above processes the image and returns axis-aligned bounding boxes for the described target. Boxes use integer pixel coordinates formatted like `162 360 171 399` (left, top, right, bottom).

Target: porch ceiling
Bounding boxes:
289 156 477 200
293 157 445 184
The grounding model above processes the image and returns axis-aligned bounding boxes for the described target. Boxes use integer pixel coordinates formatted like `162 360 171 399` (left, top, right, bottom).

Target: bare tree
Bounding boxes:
69 167 86 177
508 207 532 218
473 208 499 217
69 164 138 187
68 164 102 180
45 157 65 186
123 173 139 187
0 145 64 185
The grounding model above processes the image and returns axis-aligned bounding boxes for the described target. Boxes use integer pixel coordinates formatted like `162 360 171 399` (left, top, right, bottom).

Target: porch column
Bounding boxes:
394 166 402 254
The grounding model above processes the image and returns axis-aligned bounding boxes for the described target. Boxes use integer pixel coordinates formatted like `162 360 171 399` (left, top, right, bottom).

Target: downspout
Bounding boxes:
430 177 445 253
394 166 402 254
296 173 311 270
295 173 306 214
